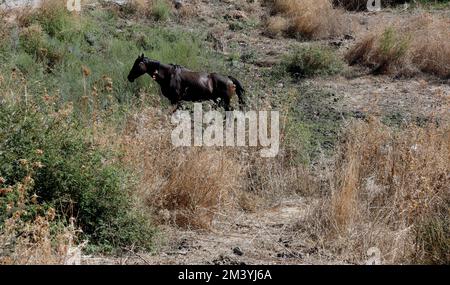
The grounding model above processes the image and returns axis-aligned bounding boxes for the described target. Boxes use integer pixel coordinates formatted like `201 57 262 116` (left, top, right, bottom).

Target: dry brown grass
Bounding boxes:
112 108 244 229
246 154 319 201
154 149 242 229
264 16 288 38
333 0 415 11
175 0 199 20
103 106 316 229
346 14 450 78
0 213 80 264
265 0 349 39
0 169 81 264
301 116 450 264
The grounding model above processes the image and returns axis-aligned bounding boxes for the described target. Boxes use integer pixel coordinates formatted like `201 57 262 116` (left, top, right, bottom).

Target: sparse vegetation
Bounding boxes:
334 0 450 11
346 14 450 78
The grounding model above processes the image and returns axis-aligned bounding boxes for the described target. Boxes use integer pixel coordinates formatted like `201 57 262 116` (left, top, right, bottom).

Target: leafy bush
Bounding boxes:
30 0 76 40
19 24 46 56
19 23 66 70
0 102 155 253
283 45 343 78
15 52 40 74
151 0 171 21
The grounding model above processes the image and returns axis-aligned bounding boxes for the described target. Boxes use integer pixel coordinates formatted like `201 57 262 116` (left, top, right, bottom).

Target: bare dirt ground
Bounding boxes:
196 2 449 121
309 75 450 120
83 197 345 265
82 1 448 264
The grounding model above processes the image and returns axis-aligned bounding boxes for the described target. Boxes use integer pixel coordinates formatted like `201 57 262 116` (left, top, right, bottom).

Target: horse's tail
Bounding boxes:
228 76 246 106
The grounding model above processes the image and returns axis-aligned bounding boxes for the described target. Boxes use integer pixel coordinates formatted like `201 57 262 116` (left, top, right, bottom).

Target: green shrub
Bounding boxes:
379 27 410 61
19 24 46 56
0 102 155 253
15 52 40 74
19 24 66 70
31 0 76 40
284 119 313 165
151 0 171 21
283 45 343 79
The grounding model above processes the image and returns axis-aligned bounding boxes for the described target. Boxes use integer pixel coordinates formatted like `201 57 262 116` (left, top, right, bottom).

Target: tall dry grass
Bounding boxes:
110 108 244 229
103 106 315 228
301 116 450 264
264 0 349 39
346 14 450 78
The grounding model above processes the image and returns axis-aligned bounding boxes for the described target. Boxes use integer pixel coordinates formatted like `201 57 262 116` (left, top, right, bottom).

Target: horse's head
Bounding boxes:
127 54 160 82
127 54 147 82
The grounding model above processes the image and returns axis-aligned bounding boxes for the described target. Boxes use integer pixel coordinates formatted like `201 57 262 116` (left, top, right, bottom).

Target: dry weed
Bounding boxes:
0 165 81 264
346 14 450 78
301 116 450 264
265 0 349 39
115 108 244 229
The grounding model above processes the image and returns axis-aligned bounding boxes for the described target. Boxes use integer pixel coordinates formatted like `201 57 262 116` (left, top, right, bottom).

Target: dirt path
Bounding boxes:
82 197 344 265
308 75 450 121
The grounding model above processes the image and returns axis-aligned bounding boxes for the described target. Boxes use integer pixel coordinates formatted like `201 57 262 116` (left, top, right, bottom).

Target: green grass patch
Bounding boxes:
151 0 171 21
281 45 343 80
284 85 351 164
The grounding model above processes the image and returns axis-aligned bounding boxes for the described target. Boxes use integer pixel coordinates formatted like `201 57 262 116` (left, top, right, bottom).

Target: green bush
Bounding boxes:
0 102 155 253
31 1 76 40
152 0 171 21
283 45 343 79
379 27 410 62
19 23 66 70
19 24 46 56
15 52 40 74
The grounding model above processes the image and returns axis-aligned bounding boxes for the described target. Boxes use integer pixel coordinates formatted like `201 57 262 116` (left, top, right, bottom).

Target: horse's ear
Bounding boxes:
141 53 144 58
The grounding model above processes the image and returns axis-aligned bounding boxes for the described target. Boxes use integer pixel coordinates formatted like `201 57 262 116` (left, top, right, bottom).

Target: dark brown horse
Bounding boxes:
127 54 245 111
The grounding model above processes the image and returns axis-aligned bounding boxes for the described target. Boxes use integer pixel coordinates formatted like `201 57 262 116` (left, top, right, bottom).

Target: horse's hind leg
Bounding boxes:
217 89 233 111
169 99 181 113
223 96 232 111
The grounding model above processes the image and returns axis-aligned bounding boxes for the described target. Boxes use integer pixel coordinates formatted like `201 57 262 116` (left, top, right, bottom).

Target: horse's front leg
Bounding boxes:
169 99 181 114
170 103 180 113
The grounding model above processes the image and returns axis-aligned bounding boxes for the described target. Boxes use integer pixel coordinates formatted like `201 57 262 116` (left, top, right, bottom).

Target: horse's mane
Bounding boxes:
169 64 184 98
169 63 189 72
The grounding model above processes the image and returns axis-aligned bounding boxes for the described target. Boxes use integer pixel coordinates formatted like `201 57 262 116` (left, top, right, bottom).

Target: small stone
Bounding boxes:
173 0 182 9
232 247 243 256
